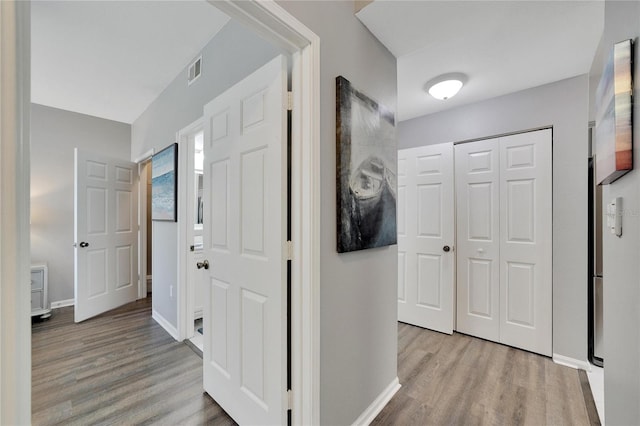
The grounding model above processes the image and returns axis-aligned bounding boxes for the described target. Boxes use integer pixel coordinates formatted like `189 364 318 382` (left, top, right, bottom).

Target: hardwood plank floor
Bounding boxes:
373 322 601 426
34 302 599 425
31 298 236 426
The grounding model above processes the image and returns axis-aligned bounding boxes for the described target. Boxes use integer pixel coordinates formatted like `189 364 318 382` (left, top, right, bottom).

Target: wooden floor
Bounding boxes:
31 298 236 426
373 322 600 426
33 301 599 425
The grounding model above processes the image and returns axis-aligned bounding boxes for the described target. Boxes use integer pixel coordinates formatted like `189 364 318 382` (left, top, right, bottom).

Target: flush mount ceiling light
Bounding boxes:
425 73 468 100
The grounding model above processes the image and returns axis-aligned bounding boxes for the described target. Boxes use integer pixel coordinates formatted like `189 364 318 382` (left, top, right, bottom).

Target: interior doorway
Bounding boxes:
177 118 205 350
4 1 320 424
139 157 153 299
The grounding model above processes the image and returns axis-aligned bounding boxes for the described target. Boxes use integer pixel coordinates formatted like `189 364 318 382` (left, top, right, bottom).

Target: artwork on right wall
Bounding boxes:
595 38 634 185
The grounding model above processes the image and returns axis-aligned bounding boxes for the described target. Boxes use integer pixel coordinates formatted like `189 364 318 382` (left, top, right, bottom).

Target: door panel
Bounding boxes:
455 129 552 356
74 149 138 322
499 129 552 356
202 55 287 425
456 139 500 341
398 143 455 334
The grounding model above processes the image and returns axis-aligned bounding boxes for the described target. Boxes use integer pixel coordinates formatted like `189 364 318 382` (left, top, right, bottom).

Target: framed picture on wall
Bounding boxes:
336 75 397 253
595 39 634 185
152 143 178 221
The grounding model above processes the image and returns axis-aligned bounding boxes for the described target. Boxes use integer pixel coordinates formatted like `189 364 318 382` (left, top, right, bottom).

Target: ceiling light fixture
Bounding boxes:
425 73 468 100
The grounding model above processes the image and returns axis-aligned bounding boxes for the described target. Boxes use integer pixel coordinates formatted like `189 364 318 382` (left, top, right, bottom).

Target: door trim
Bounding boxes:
137 158 152 299
204 2 321 424
136 147 155 301
176 117 204 342
1 1 31 423
452 125 553 146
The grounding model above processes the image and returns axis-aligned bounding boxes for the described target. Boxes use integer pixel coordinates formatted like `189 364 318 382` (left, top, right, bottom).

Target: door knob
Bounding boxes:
196 260 210 270
443 245 451 252
79 242 89 248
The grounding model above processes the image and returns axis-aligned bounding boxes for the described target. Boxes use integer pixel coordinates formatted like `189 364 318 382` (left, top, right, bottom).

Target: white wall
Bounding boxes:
131 19 284 328
30 104 131 304
399 75 590 363
591 2 640 424
277 2 399 425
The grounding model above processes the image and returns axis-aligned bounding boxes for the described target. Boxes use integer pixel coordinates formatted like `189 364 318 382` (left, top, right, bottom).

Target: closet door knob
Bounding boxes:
79 242 89 248
443 245 451 252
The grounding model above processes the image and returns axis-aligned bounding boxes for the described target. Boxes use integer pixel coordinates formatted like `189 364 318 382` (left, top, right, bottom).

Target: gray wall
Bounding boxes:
592 2 640 424
399 75 590 363
30 103 131 303
131 20 283 327
277 2 398 425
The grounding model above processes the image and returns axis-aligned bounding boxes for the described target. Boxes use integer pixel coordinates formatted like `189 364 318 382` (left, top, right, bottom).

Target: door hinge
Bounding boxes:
287 389 293 410
285 240 293 261
287 91 293 111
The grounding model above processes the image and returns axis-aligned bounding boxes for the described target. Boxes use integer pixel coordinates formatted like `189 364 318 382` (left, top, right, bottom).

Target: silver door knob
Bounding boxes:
196 260 210 270
443 245 451 252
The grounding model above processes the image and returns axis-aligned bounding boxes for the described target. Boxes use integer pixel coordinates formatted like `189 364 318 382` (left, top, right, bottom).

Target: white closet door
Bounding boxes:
398 143 455 334
455 139 500 342
499 129 552 356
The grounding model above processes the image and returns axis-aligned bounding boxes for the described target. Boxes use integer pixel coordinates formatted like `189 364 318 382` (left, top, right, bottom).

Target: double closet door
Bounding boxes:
456 129 552 356
398 128 552 357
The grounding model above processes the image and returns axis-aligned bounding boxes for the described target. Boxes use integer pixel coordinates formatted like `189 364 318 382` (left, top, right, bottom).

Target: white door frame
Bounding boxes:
136 150 154 300
3 1 320 425
0 1 32 424
207 3 320 424
177 117 204 342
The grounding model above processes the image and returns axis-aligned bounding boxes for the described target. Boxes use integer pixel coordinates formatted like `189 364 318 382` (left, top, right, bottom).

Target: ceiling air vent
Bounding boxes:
188 56 202 86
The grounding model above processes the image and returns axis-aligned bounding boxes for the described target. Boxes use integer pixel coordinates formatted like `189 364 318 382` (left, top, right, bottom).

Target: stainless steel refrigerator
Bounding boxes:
589 126 604 366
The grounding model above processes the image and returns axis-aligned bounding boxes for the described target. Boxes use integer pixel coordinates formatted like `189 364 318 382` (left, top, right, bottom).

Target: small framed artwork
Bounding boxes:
336 75 397 253
595 39 634 185
152 143 178 221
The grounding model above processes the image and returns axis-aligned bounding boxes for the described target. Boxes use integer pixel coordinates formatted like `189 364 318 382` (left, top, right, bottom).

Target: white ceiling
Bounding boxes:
357 0 604 122
31 1 230 124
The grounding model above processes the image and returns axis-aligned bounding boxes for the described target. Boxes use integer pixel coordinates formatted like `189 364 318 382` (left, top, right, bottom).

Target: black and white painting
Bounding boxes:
336 76 397 253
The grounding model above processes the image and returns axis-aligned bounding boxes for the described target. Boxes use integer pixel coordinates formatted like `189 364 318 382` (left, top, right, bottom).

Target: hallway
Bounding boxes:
373 323 600 425
31 298 235 425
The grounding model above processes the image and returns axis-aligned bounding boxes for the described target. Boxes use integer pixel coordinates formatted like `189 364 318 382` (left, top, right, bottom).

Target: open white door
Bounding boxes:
202 55 288 425
74 149 139 322
397 143 455 334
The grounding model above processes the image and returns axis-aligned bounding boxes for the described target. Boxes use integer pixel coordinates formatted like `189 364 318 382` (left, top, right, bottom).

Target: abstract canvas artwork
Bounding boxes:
152 143 178 221
595 39 634 185
336 76 397 253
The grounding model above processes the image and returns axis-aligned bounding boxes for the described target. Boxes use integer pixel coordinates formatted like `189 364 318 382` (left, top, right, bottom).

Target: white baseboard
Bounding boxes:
50 299 74 309
352 377 401 426
152 309 180 341
553 353 592 372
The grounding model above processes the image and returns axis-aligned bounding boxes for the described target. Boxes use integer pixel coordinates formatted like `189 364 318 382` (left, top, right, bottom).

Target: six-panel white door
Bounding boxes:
455 138 500 342
455 129 552 356
498 130 552 356
202 55 288 425
74 149 139 323
397 143 455 334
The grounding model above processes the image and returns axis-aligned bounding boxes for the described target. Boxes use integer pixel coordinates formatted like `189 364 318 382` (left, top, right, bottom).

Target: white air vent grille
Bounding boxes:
188 56 202 85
